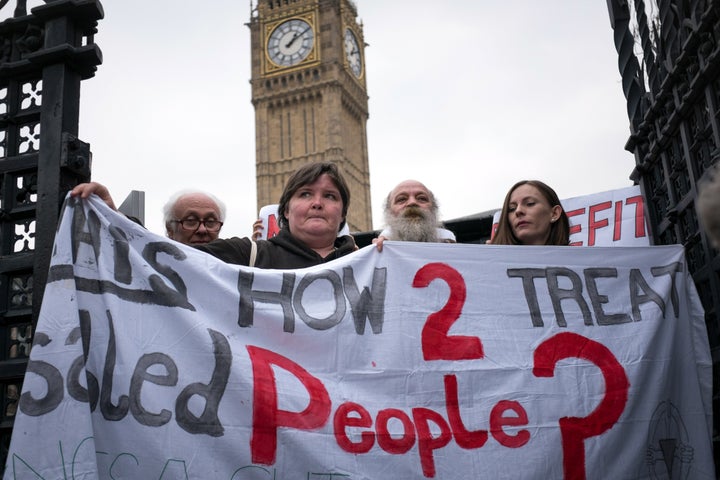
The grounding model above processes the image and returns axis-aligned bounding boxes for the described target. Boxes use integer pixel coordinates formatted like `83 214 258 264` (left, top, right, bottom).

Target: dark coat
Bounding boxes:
195 228 356 269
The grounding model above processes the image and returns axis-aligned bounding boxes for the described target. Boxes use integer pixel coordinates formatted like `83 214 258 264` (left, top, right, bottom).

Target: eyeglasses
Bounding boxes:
171 217 223 232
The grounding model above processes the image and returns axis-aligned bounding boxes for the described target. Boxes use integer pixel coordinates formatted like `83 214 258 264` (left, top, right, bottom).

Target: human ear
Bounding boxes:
550 205 563 222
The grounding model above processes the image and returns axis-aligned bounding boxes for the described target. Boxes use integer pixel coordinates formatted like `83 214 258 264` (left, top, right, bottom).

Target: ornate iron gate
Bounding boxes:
607 0 720 468
0 0 102 467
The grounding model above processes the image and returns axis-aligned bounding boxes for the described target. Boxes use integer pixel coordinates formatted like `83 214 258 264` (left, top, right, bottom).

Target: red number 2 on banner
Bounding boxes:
413 263 484 361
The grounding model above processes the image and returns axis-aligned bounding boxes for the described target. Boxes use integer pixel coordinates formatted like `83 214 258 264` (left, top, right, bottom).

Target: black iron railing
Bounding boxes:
607 0 720 469
0 0 102 469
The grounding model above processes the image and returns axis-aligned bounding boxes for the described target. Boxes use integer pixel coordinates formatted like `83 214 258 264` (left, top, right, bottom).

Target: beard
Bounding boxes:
385 206 439 242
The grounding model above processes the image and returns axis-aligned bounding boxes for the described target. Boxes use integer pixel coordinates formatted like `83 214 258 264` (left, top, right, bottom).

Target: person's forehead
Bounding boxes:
174 194 220 216
510 184 543 202
299 174 339 191
391 180 430 199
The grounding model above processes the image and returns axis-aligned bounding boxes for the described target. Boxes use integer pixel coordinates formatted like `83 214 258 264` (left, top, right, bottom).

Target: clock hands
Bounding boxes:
285 26 311 49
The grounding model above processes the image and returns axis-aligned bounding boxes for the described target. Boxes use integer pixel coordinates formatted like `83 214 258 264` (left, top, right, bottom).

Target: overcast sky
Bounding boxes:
76 1 634 238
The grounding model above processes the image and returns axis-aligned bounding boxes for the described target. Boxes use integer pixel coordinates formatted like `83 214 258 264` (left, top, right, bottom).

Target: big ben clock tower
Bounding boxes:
248 0 372 232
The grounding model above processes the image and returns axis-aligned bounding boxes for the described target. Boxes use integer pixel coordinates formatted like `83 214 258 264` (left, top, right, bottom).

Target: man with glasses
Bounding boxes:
162 190 226 245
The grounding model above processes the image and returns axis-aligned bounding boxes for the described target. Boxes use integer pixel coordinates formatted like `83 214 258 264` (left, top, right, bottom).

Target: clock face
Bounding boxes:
344 28 362 78
267 19 315 67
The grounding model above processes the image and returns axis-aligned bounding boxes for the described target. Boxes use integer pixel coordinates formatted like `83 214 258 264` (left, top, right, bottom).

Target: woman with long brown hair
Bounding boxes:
490 180 570 246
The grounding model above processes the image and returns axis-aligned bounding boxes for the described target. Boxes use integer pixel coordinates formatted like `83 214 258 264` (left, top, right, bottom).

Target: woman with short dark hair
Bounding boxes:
197 161 356 268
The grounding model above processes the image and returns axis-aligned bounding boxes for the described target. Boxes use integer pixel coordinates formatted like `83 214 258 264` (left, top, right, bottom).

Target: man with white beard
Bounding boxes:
373 179 455 251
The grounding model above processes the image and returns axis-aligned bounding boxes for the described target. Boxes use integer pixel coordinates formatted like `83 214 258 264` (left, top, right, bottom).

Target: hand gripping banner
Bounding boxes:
4 196 715 479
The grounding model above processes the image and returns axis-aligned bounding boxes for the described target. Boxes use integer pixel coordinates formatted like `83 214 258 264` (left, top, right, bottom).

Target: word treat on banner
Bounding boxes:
4 195 715 480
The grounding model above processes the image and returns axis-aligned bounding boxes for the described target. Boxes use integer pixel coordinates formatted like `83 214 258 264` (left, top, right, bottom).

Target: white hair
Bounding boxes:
697 164 720 248
162 189 227 225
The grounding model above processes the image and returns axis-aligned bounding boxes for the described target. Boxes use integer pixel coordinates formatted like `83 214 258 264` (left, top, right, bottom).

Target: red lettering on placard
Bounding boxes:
613 201 623 241
334 402 374 453
625 195 646 238
566 208 585 246
489 400 530 448
247 346 331 464
444 375 488 449
413 407 452 478
266 214 280 239
376 408 416 454
413 263 483 361
533 332 629 480
588 201 611 246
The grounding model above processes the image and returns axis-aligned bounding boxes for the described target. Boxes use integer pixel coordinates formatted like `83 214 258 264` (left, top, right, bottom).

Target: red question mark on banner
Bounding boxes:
533 332 629 480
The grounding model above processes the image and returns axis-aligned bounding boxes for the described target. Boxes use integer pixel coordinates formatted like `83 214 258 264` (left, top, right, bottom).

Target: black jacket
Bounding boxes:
195 229 356 269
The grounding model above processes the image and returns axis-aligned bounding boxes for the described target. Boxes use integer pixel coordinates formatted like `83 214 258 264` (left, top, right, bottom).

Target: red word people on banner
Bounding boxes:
249 343 531 478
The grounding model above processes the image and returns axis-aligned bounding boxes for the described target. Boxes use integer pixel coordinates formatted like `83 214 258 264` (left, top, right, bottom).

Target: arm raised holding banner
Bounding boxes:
71 181 117 210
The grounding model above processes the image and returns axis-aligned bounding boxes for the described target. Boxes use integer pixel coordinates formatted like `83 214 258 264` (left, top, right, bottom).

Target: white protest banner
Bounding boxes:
4 196 714 479
490 185 649 246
